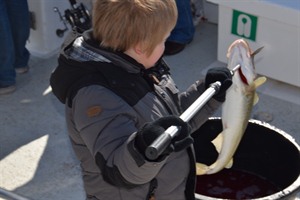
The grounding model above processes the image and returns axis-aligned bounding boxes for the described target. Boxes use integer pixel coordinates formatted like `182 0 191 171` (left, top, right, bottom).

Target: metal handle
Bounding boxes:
145 64 241 160
145 81 221 160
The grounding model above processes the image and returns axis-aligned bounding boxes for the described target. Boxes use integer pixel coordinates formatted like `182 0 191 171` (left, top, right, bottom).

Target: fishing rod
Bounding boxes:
54 0 91 37
145 65 241 160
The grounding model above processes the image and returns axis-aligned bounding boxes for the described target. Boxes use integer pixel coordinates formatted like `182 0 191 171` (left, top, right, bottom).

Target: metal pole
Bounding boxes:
145 81 221 160
145 64 241 160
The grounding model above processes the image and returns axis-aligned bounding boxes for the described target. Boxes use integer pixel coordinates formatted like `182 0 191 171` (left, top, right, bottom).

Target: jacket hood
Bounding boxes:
50 30 145 104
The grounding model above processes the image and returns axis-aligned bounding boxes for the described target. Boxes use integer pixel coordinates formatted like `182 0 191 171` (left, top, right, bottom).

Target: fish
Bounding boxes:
197 39 267 175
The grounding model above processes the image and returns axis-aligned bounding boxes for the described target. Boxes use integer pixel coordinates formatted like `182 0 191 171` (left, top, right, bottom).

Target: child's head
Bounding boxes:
92 0 178 57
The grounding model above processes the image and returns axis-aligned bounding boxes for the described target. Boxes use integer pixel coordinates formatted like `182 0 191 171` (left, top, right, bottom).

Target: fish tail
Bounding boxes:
206 128 237 174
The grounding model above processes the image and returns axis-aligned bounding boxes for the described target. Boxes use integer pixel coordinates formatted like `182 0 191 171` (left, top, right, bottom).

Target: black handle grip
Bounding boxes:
145 133 172 160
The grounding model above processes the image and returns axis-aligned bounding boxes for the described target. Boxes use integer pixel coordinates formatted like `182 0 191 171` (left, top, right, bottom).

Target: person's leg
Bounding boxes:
168 0 195 44
164 0 195 55
6 0 30 72
0 0 16 89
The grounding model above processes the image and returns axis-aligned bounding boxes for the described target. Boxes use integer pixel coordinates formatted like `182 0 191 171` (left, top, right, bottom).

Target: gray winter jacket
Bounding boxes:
50 30 221 200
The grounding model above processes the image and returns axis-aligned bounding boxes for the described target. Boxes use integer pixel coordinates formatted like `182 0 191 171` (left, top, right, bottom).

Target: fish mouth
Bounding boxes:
226 39 256 85
227 39 251 59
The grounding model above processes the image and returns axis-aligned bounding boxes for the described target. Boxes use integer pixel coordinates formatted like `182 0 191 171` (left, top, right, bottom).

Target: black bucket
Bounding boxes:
193 118 300 200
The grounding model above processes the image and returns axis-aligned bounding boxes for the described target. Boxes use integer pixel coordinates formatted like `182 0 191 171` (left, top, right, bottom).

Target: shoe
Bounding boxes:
15 66 29 74
164 41 186 56
0 85 16 95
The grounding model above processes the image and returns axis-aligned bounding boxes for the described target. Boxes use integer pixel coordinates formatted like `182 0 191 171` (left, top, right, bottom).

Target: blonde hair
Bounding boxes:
92 0 177 56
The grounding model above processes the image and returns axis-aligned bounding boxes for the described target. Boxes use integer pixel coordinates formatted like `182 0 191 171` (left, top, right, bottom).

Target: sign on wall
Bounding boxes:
231 10 258 41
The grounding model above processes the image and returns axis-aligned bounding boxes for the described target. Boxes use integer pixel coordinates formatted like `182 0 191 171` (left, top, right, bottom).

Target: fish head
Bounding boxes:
226 39 262 85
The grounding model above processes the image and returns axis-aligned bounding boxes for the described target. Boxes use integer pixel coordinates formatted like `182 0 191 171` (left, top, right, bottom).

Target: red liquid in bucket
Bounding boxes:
196 168 281 199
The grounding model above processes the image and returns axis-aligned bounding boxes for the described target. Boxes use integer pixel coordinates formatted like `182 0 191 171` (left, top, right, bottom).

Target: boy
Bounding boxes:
50 0 232 199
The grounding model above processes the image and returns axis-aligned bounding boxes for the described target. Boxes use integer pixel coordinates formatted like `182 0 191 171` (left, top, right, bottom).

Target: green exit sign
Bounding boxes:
231 10 258 41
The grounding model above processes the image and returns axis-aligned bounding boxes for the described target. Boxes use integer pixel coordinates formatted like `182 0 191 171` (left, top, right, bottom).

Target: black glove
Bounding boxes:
135 116 193 161
205 67 232 102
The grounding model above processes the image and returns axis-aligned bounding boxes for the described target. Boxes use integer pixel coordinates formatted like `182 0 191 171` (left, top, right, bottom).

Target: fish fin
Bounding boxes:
251 76 266 105
211 133 223 153
253 76 267 89
225 158 233 169
253 92 259 105
206 159 233 174
196 162 209 175
251 46 264 57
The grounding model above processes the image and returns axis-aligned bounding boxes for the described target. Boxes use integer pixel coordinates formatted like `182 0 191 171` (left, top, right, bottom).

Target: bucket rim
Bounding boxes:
194 117 300 200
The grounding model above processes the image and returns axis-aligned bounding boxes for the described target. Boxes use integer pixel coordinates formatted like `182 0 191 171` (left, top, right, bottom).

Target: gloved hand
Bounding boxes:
205 67 232 102
135 116 193 161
